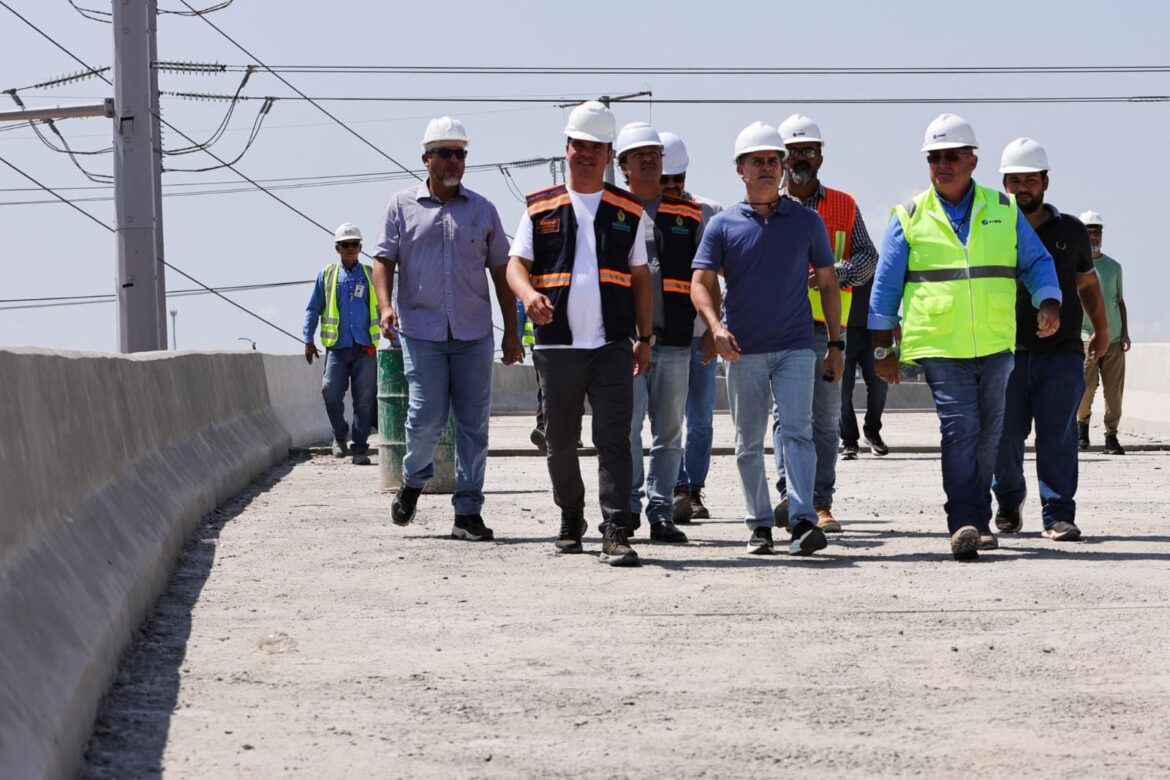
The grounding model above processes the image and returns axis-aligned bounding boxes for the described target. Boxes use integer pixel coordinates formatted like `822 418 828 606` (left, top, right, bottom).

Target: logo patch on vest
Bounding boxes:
536 217 561 234
612 210 631 232
981 218 1003 225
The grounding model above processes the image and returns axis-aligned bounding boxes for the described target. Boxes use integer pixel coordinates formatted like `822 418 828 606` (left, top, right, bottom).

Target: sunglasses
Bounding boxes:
337 241 361 249
427 147 468 160
659 174 686 184
926 150 972 165
786 147 820 160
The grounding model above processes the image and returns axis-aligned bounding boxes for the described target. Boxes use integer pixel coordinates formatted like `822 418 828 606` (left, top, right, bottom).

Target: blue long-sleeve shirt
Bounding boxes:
868 182 1062 330
303 261 376 348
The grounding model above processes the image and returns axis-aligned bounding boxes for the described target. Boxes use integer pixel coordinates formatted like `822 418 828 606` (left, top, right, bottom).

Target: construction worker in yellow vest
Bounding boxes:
868 113 1062 561
770 114 879 535
304 223 381 465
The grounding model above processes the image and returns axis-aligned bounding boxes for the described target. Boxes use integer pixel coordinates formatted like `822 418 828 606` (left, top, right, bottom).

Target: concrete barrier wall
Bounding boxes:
0 349 330 780
1091 343 1170 440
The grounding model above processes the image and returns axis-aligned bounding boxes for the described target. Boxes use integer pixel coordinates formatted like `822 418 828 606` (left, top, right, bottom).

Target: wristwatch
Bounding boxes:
873 345 897 360
635 334 654 345
827 339 845 350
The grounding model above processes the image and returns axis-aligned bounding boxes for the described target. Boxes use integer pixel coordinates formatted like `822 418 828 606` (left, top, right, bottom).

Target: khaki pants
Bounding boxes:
1078 340 1125 434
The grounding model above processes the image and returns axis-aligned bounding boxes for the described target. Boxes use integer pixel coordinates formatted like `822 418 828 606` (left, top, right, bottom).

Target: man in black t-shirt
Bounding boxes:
990 138 1111 544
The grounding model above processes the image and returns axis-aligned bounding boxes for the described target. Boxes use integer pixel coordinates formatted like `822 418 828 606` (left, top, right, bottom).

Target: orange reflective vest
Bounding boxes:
808 186 857 326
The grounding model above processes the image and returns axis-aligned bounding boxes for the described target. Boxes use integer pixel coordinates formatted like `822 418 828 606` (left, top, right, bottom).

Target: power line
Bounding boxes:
0 279 312 305
208 64 1170 76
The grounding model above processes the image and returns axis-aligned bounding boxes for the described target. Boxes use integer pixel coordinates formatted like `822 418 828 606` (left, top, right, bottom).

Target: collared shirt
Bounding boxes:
303 261 375 349
682 190 723 337
375 180 510 342
780 182 878 288
868 181 1063 330
693 197 835 354
1083 253 1124 345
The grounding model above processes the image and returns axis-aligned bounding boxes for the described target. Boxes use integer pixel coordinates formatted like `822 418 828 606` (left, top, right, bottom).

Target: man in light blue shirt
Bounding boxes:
304 223 380 465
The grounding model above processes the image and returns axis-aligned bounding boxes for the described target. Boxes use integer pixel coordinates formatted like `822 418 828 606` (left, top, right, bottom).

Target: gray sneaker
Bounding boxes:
979 531 998 550
950 526 980 561
331 436 349 457
1042 521 1082 542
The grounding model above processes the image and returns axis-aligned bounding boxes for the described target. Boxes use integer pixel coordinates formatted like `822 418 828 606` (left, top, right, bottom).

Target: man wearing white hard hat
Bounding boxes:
691 121 841 557
373 116 521 543
659 131 724 522
1076 210 1131 455
304 223 381 465
868 113 1062 561
613 122 704 544
506 101 653 567
990 138 1109 544
770 113 880 537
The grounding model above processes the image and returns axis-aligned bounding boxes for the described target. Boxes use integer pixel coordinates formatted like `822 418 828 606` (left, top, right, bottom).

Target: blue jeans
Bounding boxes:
629 345 691 524
727 348 817 530
400 333 494 515
992 351 1085 528
676 335 718 491
773 324 839 507
321 346 377 450
921 351 1014 533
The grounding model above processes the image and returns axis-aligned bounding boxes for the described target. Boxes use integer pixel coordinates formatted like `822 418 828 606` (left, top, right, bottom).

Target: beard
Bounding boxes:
1017 195 1043 214
1089 239 1103 253
439 174 462 188
787 163 815 187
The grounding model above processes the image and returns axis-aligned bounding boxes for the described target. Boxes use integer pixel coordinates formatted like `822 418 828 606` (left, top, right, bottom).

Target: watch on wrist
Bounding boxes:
635 334 653 345
827 339 845 351
873 345 897 360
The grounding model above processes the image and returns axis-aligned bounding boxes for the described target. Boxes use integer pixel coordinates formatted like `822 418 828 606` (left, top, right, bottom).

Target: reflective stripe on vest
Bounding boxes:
321 262 380 348
532 272 571 289
598 268 631 287
895 184 1019 363
662 278 691 295
809 187 857 326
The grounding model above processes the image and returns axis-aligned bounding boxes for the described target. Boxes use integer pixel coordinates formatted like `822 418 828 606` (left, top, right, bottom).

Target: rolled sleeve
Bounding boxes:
1016 217 1062 308
867 213 907 330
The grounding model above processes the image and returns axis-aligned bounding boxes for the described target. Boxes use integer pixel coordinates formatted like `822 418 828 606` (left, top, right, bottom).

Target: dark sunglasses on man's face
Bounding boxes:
660 174 686 185
337 241 361 249
926 150 970 165
786 147 820 160
428 147 468 160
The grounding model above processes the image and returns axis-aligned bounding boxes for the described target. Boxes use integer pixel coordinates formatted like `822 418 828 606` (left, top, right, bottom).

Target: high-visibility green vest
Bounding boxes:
321 262 380 348
895 184 1019 363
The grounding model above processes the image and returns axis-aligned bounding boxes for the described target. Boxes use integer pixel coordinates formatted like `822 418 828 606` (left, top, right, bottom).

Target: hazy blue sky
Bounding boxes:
2 0 1166 352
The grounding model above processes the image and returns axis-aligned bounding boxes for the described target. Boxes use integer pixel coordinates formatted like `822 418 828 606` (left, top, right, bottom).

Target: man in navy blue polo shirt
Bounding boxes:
691 122 843 556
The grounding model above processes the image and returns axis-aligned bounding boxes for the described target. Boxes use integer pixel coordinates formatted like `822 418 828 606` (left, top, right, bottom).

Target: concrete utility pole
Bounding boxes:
595 91 651 186
147 0 167 349
113 0 164 352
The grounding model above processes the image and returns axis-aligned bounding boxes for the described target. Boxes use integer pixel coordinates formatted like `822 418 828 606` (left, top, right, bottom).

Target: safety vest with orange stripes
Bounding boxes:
652 194 703 346
808 186 857 327
526 183 642 346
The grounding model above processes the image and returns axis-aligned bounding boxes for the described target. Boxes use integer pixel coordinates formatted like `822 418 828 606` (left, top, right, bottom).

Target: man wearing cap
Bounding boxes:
691 121 842 556
304 223 381 465
771 114 880 535
373 116 522 543
868 114 1062 561
660 131 724 521
990 138 1110 544
1076 210 1131 455
614 122 704 544
506 101 653 567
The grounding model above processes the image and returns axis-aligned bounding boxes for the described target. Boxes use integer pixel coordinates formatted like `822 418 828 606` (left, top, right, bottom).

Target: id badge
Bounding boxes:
353 281 365 299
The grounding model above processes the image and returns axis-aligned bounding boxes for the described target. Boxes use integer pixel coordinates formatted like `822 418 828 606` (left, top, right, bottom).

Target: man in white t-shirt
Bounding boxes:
506 101 653 567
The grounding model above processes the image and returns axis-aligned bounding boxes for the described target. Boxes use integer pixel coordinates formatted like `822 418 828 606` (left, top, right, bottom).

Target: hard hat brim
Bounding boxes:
999 164 1046 174
922 141 978 152
662 163 688 175
734 144 787 161
617 140 664 157
566 129 614 144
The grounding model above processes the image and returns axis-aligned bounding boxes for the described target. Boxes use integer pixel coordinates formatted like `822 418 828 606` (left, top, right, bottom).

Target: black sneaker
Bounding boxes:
864 432 889 456
1042 520 1082 542
1103 433 1126 455
772 498 789 528
1077 422 1090 451
994 505 1022 534
391 485 422 526
747 526 774 555
555 511 587 554
351 447 371 466
452 514 494 541
650 521 688 544
671 486 694 524
332 436 349 458
530 427 547 453
688 487 710 519
841 442 859 461
599 521 640 567
788 519 828 556
950 526 980 561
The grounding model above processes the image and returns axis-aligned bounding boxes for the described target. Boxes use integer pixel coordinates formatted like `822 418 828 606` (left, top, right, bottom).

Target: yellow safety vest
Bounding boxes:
895 184 1019 363
321 262 380 348
808 187 857 326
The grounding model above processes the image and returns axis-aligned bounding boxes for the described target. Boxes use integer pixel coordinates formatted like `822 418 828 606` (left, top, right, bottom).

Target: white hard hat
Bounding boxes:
734 121 787 161
420 116 470 150
333 223 362 243
564 100 617 144
615 121 663 158
1079 210 1104 227
999 137 1050 174
660 131 689 175
921 113 978 152
778 113 825 146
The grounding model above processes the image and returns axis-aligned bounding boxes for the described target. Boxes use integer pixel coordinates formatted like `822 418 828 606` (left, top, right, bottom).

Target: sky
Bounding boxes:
2 0 1168 354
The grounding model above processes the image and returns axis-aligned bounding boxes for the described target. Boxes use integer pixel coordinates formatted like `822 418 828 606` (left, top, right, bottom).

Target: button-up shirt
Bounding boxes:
303 261 375 349
374 181 510 342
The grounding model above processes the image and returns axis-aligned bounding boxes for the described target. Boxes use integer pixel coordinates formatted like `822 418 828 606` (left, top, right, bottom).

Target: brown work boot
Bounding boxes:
815 505 842 533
